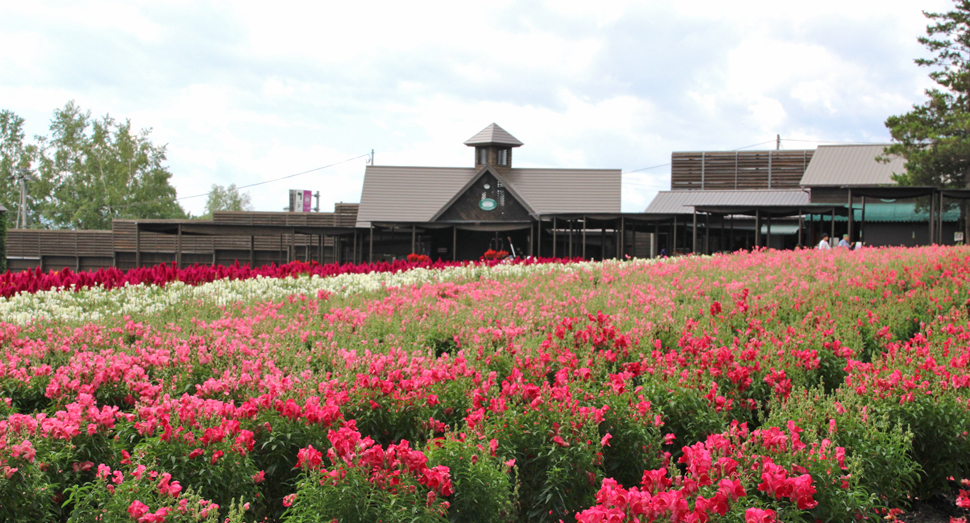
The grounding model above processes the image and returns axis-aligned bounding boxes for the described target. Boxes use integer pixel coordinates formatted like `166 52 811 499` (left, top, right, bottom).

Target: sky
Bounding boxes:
0 0 953 215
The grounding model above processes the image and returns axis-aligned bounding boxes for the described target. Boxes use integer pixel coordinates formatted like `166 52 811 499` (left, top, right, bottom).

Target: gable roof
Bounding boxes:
356 166 621 226
463 123 524 147
644 189 810 214
429 165 537 221
800 144 906 186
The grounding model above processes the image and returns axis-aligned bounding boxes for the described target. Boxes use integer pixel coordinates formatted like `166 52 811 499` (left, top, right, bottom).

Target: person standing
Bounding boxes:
838 234 851 248
818 235 831 250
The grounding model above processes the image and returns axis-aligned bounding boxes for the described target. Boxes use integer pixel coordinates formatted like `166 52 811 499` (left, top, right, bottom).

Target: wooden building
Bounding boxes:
645 144 967 252
355 123 636 261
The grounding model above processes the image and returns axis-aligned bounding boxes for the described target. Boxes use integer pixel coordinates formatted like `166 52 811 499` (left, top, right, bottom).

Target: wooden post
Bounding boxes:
529 223 535 257
719 214 725 253
830 209 835 242
536 216 541 258
692 209 698 254
452 226 457 261
411 224 416 254
755 210 761 248
249 236 255 267
553 216 557 258
369 225 374 263
653 221 659 258
847 188 854 243
135 223 141 268
582 215 587 259
704 213 710 255
620 217 625 259
860 197 866 246
672 216 678 255
797 213 803 248
176 224 182 269
936 191 943 245
568 219 573 257
766 215 772 249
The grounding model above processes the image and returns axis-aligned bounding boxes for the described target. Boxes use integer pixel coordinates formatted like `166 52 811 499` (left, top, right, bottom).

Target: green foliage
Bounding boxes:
0 102 186 230
880 394 970 498
132 432 260 518
0 458 60 522
64 461 233 523
0 109 38 230
201 184 253 219
285 464 448 523
0 203 6 272
486 405 601 523
766 386 920 518
884 1 970 194
424 435 516 523
597 389 665 487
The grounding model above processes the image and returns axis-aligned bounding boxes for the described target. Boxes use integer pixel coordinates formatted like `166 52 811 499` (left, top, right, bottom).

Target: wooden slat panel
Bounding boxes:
671 150 813 191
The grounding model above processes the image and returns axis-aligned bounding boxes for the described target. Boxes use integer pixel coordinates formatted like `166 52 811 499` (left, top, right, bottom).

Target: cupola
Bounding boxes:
464 123 523 168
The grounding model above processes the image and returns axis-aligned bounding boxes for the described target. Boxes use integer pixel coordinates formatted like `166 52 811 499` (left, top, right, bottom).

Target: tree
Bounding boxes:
885 1 970 187
0 101 187 230
202 183 253 218
0 110 39 229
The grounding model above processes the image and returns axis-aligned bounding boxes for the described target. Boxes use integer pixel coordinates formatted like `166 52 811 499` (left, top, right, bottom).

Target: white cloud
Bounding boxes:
0 0 957 215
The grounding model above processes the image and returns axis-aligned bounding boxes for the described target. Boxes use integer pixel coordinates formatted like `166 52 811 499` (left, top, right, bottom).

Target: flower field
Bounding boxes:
2 247 970 523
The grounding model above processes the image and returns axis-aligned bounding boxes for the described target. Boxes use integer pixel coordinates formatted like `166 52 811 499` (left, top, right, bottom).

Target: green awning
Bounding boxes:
812 203 959 223
760 224 800 235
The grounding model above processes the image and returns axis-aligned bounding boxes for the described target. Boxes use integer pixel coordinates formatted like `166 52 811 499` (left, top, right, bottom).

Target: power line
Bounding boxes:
623 162 671 174
174 153 372 202
732 140 777 151
29 152 373 217
781 138 887 145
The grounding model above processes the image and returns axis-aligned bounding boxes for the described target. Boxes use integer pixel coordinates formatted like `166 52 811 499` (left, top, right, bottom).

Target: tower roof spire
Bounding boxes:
464 123 523 147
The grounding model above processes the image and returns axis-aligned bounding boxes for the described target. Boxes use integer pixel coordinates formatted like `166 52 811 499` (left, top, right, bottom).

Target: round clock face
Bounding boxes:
479 198 497 211
484 183 491 189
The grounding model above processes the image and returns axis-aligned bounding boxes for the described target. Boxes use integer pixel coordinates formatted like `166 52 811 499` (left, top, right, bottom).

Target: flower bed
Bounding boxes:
0 256 579 299
2 247 970 523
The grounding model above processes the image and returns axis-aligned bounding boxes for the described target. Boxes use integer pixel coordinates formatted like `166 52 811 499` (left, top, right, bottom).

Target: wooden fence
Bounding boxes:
5 206 359 272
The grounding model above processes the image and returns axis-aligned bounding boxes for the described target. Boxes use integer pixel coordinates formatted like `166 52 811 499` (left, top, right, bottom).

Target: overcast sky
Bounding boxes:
0 0 952 215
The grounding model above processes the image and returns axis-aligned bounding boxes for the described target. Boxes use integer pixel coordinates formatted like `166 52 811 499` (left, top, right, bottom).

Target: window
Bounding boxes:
498 148 508 166
478 148 487 165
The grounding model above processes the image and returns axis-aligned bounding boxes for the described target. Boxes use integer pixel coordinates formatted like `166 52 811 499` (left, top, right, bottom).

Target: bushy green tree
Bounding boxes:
884 1 970 228
202 183 253 219
0 101 186 230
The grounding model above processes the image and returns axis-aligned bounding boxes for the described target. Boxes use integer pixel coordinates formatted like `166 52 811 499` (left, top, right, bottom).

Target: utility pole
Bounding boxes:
369 149 375 166
12 168 34 229
776 134 781 150
313 191 320 212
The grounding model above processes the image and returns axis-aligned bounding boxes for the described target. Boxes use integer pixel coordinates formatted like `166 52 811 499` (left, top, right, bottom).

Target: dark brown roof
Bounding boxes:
644 189 810 214
463 123 524 147
356 165 621 226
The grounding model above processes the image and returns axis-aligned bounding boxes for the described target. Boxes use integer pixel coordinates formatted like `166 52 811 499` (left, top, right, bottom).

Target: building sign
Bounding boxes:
289 190 313 212
957 232 965 243
479 198 497 211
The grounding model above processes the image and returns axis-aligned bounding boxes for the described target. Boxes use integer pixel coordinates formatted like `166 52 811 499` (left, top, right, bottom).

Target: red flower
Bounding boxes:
745 508 777 523
296 445 323 470
127 500 149 520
